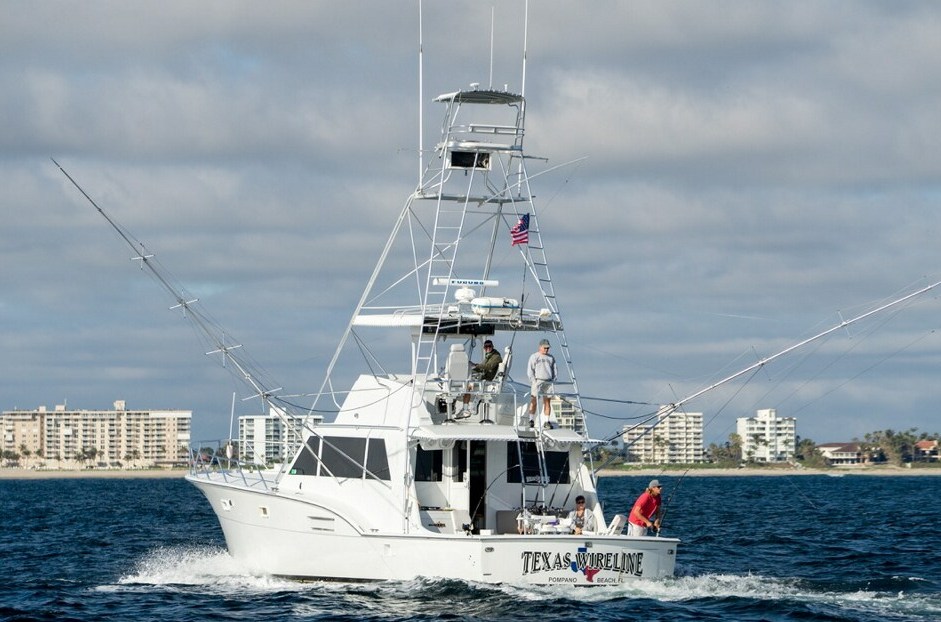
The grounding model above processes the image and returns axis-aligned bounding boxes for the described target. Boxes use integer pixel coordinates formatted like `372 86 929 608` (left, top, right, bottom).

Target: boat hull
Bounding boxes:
187 474 678 585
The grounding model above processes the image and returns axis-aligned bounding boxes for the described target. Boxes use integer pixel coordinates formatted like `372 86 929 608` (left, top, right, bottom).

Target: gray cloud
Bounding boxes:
3 1 941 446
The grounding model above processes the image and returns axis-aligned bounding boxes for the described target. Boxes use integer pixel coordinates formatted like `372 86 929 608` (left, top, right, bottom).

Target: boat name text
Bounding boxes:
520 549 644 579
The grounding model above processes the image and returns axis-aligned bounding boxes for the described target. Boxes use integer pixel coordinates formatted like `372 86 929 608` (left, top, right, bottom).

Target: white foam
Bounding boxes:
100 556 941 619
105 545 302 593
415 571 938 618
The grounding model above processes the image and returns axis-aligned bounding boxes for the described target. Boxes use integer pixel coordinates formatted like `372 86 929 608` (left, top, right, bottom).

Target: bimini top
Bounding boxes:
433 89 523 105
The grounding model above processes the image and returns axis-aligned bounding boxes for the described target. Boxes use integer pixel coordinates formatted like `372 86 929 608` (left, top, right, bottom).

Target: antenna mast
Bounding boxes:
489 7 494 89
521 0 529 97
418 0 424 185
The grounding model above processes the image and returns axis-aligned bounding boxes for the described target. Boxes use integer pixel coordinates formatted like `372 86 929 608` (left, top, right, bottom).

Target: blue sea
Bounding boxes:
1 474 938 621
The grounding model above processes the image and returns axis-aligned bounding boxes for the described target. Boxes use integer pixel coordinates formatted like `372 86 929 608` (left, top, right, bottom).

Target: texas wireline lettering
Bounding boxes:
520 550 645 576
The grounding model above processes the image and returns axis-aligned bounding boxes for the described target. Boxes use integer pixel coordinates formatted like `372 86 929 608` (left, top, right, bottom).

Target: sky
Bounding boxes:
3 1 941 448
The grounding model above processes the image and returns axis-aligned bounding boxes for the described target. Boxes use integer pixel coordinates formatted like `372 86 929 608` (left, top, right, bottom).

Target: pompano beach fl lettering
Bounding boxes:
520 549 644 580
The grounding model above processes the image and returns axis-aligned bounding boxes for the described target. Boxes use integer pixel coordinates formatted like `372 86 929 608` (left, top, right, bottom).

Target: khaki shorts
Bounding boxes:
531 380 554 397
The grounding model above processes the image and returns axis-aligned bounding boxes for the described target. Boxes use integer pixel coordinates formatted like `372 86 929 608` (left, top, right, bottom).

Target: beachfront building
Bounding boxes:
1 400 191 469
915 439 938 462
551 396 585 433
621 408 705 464
816 442 862 465
736 408 796 463
238 405 320 466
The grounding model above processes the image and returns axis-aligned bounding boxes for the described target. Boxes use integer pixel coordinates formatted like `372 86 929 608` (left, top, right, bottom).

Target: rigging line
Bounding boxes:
745 329 834 416
774 305 914 412
580 395 658 405
583 408 663 421
283 376 415 416
778 472 823 512
657 467 691 532
54 160 306 440
789 327 937 419
653 279 941 423
596 365 765 452
733 300 918 431
530 157 587 219
701 366 764 433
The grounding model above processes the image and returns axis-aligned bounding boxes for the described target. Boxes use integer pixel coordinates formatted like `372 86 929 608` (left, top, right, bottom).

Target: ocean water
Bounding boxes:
1 474 938 621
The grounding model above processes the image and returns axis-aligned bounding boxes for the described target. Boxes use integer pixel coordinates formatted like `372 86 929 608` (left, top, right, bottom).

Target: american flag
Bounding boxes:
510 213 530 246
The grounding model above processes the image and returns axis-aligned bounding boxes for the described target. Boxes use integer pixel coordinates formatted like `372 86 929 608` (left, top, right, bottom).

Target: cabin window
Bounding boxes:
289 437 321 475
365 438 391 480
320 437 366 478
287 436 390 481
415 447 443 482
506 442 570 484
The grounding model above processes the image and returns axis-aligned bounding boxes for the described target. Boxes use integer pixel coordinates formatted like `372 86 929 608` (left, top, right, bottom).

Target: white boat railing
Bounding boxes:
187 441 277 491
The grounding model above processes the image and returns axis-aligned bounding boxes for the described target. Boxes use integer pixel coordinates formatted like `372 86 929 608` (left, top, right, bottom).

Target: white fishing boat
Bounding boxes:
178 8 678 585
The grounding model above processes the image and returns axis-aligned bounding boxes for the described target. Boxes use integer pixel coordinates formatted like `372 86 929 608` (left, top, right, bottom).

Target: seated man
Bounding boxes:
461 340 502 415
472 340 502 381
566 495 595 535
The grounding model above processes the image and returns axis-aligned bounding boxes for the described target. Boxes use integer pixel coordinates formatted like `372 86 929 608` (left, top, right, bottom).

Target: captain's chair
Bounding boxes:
446 343 469 390
493 346 512 388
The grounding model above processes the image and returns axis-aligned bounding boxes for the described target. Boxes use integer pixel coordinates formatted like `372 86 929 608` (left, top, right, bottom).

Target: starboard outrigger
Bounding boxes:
55 2 941 586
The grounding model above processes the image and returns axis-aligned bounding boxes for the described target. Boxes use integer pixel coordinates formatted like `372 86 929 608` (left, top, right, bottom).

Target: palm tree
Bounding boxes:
19 443 31 469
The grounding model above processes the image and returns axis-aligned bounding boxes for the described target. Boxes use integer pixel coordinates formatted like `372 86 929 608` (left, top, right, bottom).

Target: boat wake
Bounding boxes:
497 572 941 620
105 551 941 621
106 545 302 593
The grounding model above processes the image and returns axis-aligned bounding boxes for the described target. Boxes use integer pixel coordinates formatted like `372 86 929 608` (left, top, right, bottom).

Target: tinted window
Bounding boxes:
321 437 367 479
415 447 443 481
288 436 391 481
289 437 320 475
506 442 570 484
366 438 391 481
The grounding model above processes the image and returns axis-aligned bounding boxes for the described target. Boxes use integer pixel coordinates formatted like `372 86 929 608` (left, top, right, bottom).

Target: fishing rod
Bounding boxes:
655 467 689 537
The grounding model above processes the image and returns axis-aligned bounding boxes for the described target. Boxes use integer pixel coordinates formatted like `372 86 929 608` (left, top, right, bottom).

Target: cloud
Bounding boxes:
3 1 941 447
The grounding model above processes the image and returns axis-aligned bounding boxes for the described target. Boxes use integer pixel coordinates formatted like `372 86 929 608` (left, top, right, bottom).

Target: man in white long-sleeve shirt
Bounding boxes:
527 338 557 428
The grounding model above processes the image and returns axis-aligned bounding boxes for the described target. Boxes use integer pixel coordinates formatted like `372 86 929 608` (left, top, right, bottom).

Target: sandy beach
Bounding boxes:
2 465 938 480
598 465 941 477
0 468 186 480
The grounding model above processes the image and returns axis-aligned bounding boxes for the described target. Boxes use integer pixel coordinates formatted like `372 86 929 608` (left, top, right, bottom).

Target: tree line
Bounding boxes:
706 427 939 468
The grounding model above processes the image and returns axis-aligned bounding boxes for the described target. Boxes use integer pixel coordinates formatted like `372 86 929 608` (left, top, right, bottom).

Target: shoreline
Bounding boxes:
597 465 941 477
2 465 939 480
0 468 186 480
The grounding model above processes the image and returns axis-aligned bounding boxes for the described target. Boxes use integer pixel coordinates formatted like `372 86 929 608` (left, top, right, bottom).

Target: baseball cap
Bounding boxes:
539 339 550 347
649 479 661 488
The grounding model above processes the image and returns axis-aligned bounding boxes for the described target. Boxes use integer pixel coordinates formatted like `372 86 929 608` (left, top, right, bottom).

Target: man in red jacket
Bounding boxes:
628 479 663 536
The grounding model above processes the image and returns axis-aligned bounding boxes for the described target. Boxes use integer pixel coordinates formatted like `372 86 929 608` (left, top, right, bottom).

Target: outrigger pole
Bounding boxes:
53 158 396 489
634 279 941 440
50 158 279 409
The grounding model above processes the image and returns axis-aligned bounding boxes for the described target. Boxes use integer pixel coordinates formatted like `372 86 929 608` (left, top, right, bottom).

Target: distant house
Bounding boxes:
817 442 862 465
915 439 938 462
